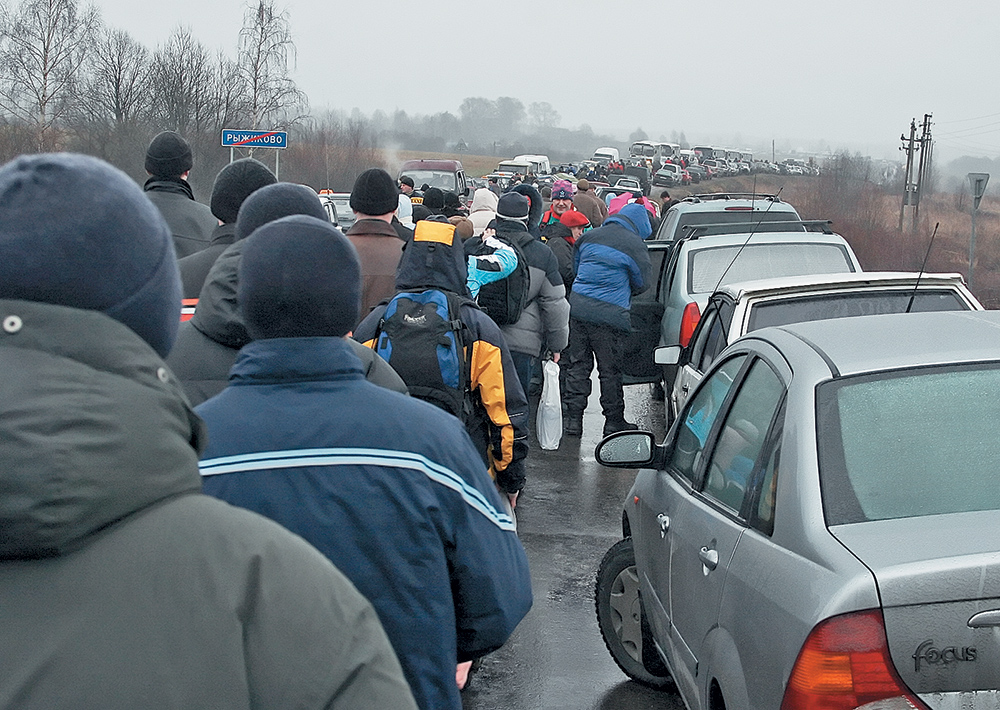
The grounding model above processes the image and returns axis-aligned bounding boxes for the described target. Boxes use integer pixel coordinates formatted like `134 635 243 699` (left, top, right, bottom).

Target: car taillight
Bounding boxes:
679 302 701 347
780 610 927 710
724 206 755 211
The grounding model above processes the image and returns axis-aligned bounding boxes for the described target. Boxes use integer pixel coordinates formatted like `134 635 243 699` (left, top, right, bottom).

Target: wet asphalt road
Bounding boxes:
461 382 686 710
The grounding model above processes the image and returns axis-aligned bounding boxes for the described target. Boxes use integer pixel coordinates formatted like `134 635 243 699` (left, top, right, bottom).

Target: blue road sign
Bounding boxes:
221 129 288 148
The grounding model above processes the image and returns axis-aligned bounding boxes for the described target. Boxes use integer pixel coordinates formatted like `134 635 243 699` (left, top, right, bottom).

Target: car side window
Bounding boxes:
668 355 746 484
686 305 718 368
702 360 784 513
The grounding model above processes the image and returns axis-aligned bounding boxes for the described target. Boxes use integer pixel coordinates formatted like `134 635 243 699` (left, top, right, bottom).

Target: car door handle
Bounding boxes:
680 383 690 393
699 547 719 571
968 609 1000 627
657 514 670 538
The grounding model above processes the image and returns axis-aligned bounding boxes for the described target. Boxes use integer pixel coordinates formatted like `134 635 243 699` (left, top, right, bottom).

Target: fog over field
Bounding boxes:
92 0 1000 162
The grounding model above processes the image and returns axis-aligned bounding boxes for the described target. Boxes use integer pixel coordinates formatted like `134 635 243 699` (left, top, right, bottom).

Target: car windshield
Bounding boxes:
688 243 855 294
402 170 458 192
817 363 1000 524
747 289 970 331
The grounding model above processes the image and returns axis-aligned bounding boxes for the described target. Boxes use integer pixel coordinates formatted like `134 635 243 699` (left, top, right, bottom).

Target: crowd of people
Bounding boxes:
0 130 658 708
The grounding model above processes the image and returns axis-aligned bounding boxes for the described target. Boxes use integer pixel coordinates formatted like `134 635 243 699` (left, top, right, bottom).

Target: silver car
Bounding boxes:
596 310 1000 709
663 271 983 418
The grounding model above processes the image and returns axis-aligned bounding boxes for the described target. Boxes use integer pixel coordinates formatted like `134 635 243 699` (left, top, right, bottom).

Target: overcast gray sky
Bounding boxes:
94 0 1000 162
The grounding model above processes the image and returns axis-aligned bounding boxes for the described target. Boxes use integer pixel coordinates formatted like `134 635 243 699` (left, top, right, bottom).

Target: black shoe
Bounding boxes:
564 414 584 437
603 419 639 437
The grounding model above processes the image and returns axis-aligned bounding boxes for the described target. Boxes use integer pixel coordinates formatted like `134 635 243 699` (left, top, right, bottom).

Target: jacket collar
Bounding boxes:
229 336 365 386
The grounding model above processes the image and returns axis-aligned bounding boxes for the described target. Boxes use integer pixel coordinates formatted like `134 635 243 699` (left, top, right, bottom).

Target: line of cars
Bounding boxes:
597 192 997 709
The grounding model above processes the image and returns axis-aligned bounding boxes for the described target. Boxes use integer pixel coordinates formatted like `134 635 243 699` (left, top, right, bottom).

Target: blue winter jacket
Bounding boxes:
568 203 653 331
196 336 532 710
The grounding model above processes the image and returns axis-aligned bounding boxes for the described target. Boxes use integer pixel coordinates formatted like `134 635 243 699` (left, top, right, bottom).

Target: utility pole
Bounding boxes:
898 119 918 231
913 113 933 231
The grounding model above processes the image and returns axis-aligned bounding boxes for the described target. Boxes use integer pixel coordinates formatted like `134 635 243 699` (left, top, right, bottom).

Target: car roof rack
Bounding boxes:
682 193 783 204
682 219 835 239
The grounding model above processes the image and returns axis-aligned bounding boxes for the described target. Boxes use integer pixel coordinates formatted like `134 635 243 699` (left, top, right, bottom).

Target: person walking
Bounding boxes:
573 178 608 227
167 182 406 406
354 218 530 510
196 215 532 710
345 168 407 325
0 153 417 710
469 192 569 399
561 202 652 437
177 158 277 301
142 131 218 258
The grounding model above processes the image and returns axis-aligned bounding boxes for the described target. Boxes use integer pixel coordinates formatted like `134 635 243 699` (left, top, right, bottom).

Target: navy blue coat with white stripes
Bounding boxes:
195 336 532 710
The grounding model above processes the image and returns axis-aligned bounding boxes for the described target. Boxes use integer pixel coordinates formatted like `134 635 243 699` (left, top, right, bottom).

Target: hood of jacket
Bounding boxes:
394 219 470 295
189 241 251 350
143 175 195 201
605 203 653 240
0 299 204 560
494 218 534 249
512 183 544 228
470 188 499 214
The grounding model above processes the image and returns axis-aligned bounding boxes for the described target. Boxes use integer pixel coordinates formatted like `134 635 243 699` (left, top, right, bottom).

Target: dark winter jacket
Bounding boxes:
178 221 236 299
354 222 529 494
143 176 218 258
346 218 406 325
569 203 653 332
0 299 417 710
197 336 532 710
512 183 544 241
166 241 407 406
544 222 577 292
469 219 570 357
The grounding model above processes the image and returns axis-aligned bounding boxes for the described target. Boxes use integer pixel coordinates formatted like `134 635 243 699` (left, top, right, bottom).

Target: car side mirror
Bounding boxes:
595 431 663 468
655 345 681 366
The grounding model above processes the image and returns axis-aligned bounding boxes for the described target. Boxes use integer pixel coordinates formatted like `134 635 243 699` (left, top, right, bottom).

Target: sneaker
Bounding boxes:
564 413 584 437
603 419 639 437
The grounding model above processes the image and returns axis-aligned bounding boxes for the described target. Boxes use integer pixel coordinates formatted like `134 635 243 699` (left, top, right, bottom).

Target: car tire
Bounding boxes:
595 538 675 689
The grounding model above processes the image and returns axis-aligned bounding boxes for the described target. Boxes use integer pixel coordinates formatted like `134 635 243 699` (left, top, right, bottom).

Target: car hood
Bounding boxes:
831 511 1000 698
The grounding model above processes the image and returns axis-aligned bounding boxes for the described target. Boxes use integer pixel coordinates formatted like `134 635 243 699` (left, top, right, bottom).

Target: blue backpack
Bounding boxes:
374 289 472 420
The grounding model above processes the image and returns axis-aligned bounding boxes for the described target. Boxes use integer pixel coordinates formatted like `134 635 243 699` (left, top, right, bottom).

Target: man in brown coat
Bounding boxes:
573 178 608 227
346 168 406 326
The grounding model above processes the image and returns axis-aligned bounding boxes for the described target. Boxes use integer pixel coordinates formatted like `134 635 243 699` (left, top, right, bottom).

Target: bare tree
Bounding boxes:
238 0 304 131
148 26 218 135
81 28 151 128
0 0 100 150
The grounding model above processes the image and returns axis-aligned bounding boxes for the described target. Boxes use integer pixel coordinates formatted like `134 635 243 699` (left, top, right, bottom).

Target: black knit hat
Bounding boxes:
210 158 277 224
145 131 193 177
239 215 361 340
0 153 181 357
422 187 445 210
235 183 328 241
350 168 399 216
497 192 529 221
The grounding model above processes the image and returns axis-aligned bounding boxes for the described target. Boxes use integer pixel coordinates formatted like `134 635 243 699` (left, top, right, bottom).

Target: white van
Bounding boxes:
513 154 551 175
593 147 620 164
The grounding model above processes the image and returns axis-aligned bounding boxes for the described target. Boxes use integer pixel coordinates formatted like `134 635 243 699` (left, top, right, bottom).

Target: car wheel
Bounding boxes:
595 538 675 689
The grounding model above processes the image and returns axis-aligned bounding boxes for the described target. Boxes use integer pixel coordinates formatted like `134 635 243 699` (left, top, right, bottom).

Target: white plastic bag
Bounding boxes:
536 359 563 450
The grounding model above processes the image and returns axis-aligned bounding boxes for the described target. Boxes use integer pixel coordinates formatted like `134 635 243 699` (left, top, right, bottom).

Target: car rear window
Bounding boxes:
688 243 856 295
817 364 1000 524
747 289 971 331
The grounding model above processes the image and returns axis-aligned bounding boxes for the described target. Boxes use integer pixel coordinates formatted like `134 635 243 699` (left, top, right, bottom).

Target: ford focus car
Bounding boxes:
596 310 1000 710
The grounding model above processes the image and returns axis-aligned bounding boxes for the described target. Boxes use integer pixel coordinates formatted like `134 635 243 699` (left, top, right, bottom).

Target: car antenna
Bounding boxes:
711 186 785 297
904 221 940 314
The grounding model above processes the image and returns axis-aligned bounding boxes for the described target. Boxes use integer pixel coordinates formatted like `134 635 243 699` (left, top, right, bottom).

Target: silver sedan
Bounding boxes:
596 310 1000 710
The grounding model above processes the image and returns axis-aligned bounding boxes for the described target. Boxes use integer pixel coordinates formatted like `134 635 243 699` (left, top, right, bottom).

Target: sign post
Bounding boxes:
967 172 989 288
221 129 289 179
